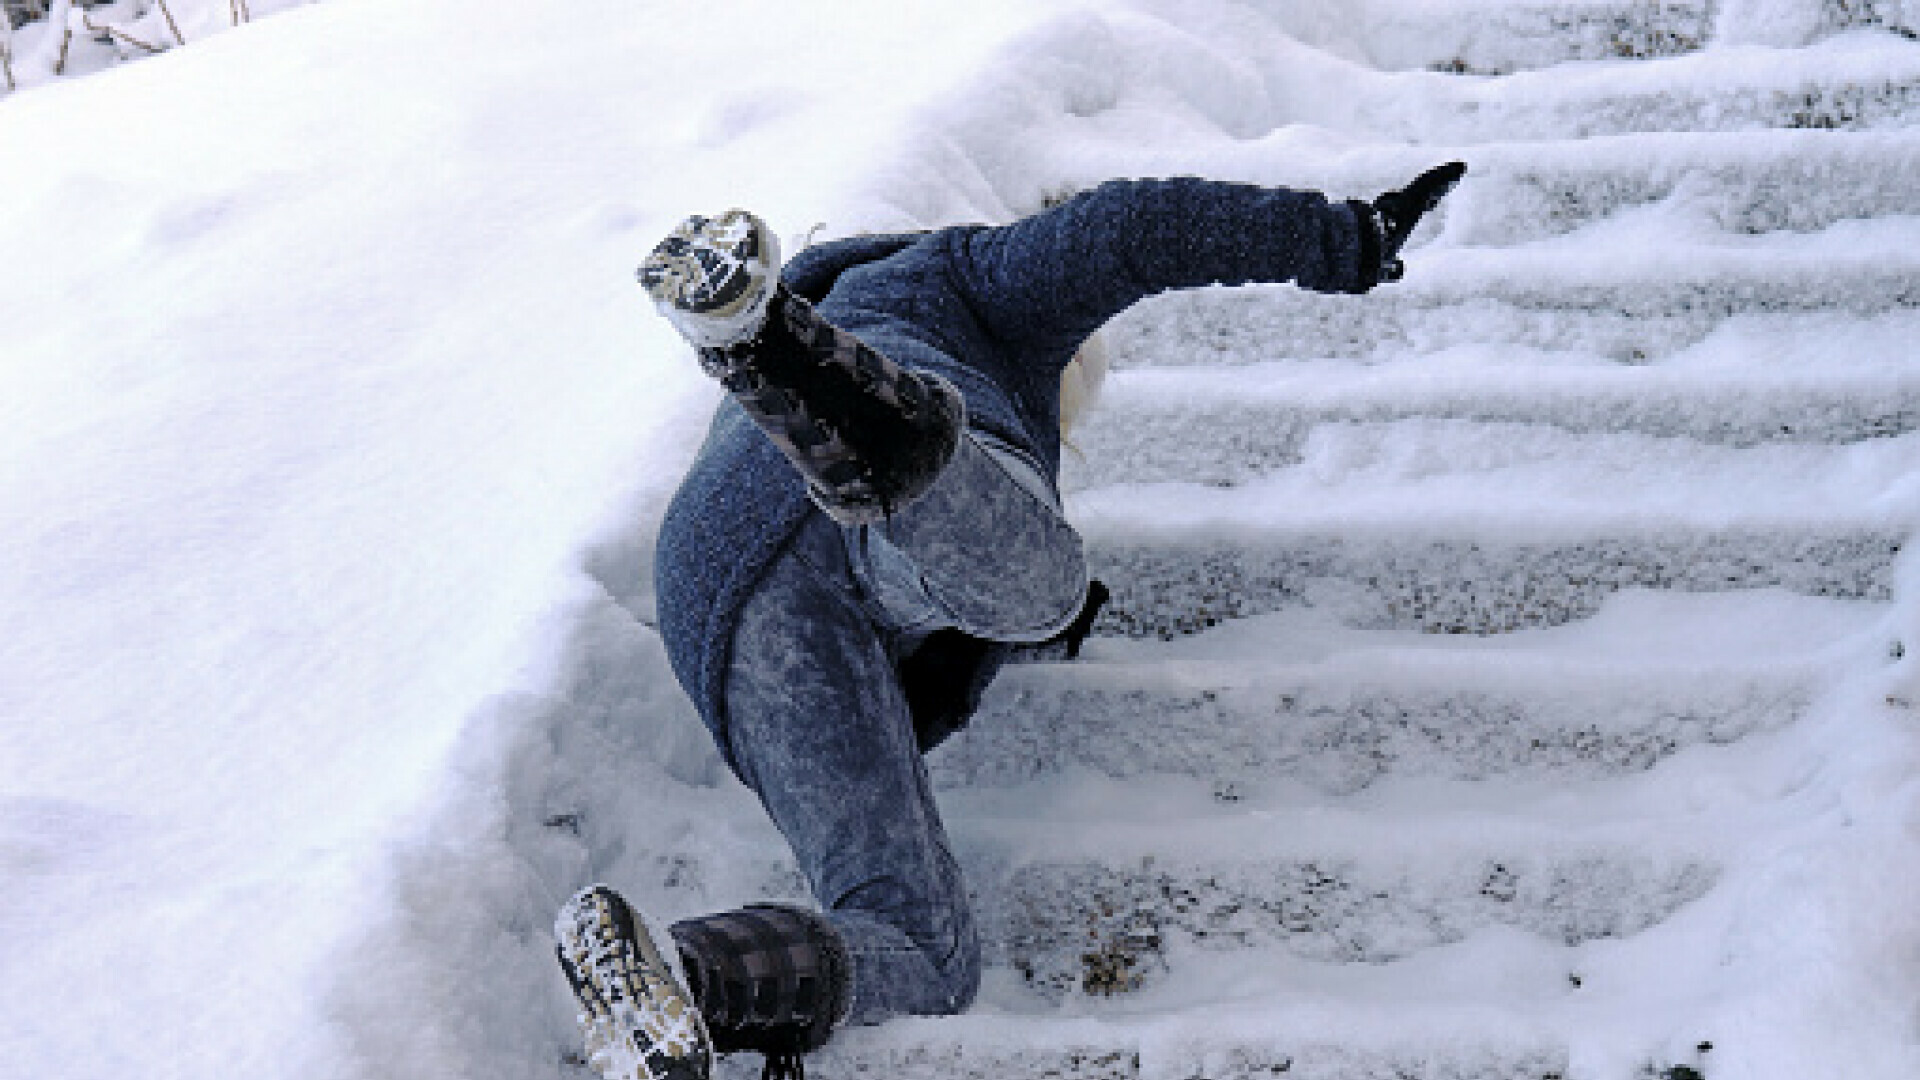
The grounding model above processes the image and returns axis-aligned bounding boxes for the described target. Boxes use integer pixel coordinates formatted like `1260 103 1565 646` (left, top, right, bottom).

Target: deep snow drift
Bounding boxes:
1 1 1062 1075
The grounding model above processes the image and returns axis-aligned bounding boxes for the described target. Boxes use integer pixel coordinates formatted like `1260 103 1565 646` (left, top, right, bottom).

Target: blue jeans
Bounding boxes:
716 433 1086 1025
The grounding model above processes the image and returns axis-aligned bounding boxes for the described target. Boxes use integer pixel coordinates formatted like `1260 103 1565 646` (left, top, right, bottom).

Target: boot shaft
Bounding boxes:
700 284 964 524
669 903 852 1059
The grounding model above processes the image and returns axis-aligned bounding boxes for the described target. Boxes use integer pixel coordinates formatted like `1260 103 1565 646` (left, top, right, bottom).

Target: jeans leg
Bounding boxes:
846 431 1087 642
718 515 981 1025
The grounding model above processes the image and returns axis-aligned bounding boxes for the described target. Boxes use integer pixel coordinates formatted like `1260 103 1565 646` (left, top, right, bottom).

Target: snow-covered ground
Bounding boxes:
4 1 1918 1079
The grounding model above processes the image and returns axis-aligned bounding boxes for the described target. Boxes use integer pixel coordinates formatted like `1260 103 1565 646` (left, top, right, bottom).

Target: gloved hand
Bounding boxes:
1362 161 1467 284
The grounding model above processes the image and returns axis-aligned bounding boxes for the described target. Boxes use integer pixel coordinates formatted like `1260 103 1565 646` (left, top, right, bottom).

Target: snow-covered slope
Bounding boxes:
0 2 1062 1076
4 1 1918 1079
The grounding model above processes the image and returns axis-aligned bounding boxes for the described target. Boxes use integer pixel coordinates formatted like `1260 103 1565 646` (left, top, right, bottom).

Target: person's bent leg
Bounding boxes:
553 519 978 1077
719 514 982 1024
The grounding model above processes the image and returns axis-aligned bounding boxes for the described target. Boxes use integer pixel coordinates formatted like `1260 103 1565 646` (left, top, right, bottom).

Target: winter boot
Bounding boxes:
668 904 853 1080
556 885 713 1080
638 210 964 525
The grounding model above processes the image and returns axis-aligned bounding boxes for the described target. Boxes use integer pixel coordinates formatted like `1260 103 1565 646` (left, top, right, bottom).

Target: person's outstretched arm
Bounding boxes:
947 168 1462 355
947 177 1369 354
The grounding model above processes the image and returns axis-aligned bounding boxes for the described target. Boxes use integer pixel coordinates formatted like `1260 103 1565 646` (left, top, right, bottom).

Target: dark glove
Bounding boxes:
1356 161 1467 285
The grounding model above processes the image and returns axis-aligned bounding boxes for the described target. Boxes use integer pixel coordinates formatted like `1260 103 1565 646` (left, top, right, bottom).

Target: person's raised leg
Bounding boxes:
638 211 964 525
640 210 1085 644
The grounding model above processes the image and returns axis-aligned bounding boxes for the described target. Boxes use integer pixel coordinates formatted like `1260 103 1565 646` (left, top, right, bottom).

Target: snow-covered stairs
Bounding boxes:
768 6 1919 1079
943 595 1832 792
1383 34 1920 140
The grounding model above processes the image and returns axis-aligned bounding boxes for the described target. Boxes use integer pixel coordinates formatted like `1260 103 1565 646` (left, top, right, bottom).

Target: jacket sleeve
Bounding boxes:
945 177 1374 354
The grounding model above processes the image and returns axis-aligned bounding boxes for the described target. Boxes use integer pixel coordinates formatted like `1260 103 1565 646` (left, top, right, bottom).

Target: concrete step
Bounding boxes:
1355 0 1920 77
616 801 1720 1005
950 801 1721 996
1067 422 1909 637
1062 358 1920 490
1360 0 1712 75
1371 35 1920 142
723 1002 1571 1080
1442 129 1920 244
1105 245 1920 368
1082 522 1898 639
933 589 1869 793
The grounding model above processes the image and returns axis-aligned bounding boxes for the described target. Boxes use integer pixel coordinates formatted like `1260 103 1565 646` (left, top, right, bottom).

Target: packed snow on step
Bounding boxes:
3 2 1918 1080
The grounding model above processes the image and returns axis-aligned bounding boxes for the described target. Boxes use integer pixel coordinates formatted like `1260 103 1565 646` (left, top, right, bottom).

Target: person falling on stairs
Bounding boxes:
554 163 1468 1080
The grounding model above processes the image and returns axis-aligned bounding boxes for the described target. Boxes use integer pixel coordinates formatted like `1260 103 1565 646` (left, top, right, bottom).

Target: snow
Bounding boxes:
3 1 1919 1079
2 1 1062 1075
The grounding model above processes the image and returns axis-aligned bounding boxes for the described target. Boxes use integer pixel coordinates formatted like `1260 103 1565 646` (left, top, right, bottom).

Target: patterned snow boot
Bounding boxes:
557 887 853 1080
638 210 964 525
669 904 853 1080
557 885 713 1080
